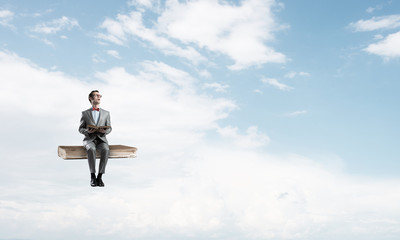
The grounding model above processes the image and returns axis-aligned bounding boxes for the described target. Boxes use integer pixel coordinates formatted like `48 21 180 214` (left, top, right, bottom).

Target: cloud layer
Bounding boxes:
1 49 400 239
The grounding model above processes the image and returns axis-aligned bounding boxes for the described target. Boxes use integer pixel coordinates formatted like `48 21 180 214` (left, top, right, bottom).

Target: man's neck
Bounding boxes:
92 104 100 109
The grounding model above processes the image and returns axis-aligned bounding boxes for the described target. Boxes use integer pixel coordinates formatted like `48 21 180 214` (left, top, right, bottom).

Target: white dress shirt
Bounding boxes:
91 109 100 124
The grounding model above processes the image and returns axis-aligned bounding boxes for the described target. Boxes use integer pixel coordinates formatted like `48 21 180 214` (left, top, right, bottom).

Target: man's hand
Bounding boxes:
88 128 97 133
98 128 107 133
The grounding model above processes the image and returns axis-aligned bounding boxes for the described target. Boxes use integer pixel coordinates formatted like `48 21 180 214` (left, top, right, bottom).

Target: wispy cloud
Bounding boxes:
366 3 385 14
373 34 384 40
366 7 375 13
106 50 121 59
92 54 105 63
98 11 206 65
285 110 308 117
28 34 54 46
366 6 381 14
31 16 79 34
284 71 310 79
202 82 229 93
128 0 154 8
0 9 14 28
262 77 293 91
198 69 212 78
128 0 161 12
253 89 263 94
349 14 400 32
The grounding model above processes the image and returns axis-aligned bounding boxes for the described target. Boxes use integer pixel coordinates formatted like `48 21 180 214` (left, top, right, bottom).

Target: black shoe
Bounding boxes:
90 178 98 187
97 178 105 187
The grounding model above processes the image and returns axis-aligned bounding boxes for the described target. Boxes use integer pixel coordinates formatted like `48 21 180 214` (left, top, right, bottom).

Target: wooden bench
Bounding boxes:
58 145 137 160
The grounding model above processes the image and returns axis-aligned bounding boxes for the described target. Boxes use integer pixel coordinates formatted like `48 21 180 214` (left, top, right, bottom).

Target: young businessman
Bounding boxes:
79 90 112 187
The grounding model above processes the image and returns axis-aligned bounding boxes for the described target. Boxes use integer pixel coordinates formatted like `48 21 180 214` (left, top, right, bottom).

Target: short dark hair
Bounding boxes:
88 90 99 103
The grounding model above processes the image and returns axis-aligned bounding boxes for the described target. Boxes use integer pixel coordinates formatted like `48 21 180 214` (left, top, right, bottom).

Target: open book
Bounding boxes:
87 124 111 131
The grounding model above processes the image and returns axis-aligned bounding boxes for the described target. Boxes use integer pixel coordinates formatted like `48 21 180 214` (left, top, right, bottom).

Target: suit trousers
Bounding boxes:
85 138 109 174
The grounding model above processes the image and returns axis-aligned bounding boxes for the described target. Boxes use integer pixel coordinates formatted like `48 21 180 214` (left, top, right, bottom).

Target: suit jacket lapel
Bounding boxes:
85 109 96 125
98 109 105 126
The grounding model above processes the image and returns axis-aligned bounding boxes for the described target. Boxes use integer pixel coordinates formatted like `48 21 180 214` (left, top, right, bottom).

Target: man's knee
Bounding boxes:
86 145 96 153
101 145 110 153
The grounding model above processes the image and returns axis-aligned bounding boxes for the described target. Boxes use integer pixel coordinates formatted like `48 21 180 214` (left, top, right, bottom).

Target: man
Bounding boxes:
79 90 112 187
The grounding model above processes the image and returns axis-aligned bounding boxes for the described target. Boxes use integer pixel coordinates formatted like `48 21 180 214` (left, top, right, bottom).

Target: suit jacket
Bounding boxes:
79 108 112 146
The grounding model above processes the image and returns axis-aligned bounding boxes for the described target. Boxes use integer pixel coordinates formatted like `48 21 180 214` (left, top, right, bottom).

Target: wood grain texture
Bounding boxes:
58 145 137 160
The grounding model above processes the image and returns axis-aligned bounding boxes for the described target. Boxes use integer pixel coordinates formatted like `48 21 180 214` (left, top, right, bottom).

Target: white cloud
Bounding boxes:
364 31 400 58
366 4 384 14
106 50 121 59
20 8 54 18
299 71 310 76
128 0 160 11
0 51 85 116
128 0 154 8
0 9 13 18
31 16 79 34
2 144 400 239
366 7 375 13
92 54 105 63
253 89 263 94
286 110 308 117
284 71 297 79
40 37 54 46
217 125 270 148
203 82 229 93
157 0 287 70
98 11 206 65
262 77 293 91
28 33 56 46
349 14 400 32
198 69 212 78
284 71 310 79
1 51 400 239
0 9 14 28
350 14 400 59
97 17 127 45
374 34 384 40
98 0 287 70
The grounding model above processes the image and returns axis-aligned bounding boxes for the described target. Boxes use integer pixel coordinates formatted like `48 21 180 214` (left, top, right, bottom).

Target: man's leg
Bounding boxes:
96 141 109 187
85 142 97 187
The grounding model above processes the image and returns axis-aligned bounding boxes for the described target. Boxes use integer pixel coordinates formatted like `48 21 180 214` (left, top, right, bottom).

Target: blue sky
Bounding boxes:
1 0 400 239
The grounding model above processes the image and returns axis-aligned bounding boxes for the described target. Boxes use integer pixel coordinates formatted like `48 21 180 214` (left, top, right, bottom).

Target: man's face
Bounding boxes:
91 92 102 105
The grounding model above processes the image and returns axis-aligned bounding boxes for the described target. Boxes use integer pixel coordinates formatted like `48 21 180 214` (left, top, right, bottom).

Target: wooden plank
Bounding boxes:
58 145 137 160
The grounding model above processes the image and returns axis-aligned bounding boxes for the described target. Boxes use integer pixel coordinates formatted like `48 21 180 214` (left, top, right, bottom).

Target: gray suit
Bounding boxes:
79 108 112 174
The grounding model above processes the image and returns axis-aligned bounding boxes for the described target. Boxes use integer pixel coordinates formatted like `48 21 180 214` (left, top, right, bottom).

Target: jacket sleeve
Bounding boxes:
104 112 112 135
79 112 89 136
